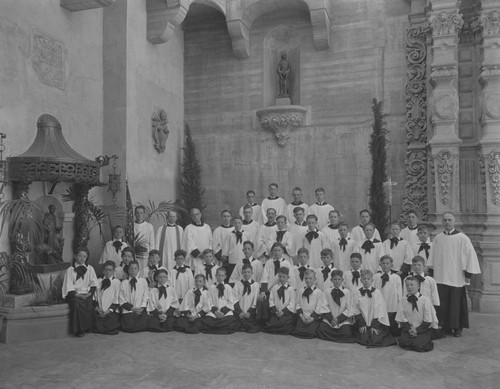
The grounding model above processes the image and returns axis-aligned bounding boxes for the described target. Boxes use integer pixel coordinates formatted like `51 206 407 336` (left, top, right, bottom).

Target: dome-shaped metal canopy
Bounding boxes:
8 114 100 184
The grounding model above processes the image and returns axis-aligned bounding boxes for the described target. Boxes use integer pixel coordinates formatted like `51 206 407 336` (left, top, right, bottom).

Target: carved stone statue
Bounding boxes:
152 109 169 153
43 204 62 247
38 204 64 264
276 53 291 98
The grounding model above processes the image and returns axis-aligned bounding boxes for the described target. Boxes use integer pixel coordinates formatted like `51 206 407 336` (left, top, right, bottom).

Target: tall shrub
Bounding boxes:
368 99 390 240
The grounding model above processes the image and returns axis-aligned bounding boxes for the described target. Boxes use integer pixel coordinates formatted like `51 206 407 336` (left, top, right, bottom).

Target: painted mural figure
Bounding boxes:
277 53 291 97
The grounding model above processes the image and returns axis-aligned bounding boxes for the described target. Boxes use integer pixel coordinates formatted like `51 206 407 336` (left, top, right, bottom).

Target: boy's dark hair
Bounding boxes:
128 260 140 268
417 225 429 232
174 249 187 258
338 222 349 228
276 215 287 223
233 215 243 221
121 247 135 258
379 255 393 263
297 247 309 256
216 267 227 275
202 248 213 256
269 183 278 189
195 274 206 281
221 209 232 216
331 269 343 278
103 260 116 269
278 267 289 275
350 252 362 261
359 209 371 216
271 242 285 252
135 205 146 212
154 268 169 279
242 264 253 272
306 214 318 221
320 248 334 257
243 240 254 249
412 255 426 265
405 275 421 284
246 190 256 196
149 249 160 257
293 206 305 214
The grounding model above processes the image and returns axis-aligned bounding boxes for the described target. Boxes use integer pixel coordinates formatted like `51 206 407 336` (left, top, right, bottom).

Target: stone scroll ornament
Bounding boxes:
400 24 429 220
152 109 169 153
487 151 500 207
257 110 305 147
436 150 453 206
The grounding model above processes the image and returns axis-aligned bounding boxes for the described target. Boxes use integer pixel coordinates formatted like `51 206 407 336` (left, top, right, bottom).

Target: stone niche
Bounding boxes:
263 24 301 106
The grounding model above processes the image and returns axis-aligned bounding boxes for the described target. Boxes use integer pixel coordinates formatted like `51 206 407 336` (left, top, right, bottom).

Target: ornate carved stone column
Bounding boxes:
476 0 500 313
427 1 464 215
401 22 430 221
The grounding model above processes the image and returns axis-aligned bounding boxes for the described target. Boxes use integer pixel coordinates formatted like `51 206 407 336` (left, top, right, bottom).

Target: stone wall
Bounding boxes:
184 1 410 228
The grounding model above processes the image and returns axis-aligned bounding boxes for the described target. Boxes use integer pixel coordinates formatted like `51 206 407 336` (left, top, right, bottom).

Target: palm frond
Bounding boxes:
138 200 178 224
0 199 46 244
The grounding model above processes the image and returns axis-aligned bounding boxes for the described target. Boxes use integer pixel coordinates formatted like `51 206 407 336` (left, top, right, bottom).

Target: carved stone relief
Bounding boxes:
401 24 429 220
436 150 454 205
487 150 500 206
151 109 169 153
31 31 66 90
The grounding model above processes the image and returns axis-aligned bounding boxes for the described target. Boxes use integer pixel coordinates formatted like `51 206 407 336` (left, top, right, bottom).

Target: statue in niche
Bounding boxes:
37 204 64 264
276 53 291 98
152 109 169 153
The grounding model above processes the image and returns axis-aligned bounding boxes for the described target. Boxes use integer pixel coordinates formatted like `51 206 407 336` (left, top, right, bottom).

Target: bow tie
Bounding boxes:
298 266 308 281
242 258 251 266
408 225 418 231
291 201 303 206
273 260 281 276
390 237 400 249
191 222 204 227
305 230 319 243
361 240 375 254
276 230 286 243
194 289 202 306
328 224 339 230
233 230 243 244
360 287 374 298
407 294 419 311
418 243 430 257
302 287 313 303
413 273 426 283
149 265 158 271
217 283 225 298
121 262 130 276
316 202 326 206
204 264 214 280
175 266 186 279
129 277 137 292
445 230 457 236
381 273 390 288
75 266 87 280
268 196 279 200
277 285 287 302
352 270 360 285
265 221 277 227
322 266 332 281
242 280 252 295
112 240 123 253
101 278 111 291
220 224 232 229
339 238 348 251
331 288 345 306
295 221 307 226
242 219 252 225
158 285 167 300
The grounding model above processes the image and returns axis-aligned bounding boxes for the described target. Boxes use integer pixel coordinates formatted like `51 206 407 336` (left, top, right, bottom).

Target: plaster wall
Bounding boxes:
124 0 184 231
0 0 104 256
184 1 410 227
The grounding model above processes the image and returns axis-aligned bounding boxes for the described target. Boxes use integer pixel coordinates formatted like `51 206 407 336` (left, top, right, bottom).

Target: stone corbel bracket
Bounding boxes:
256 105 309 147
146 0 189 45
60 0 115 12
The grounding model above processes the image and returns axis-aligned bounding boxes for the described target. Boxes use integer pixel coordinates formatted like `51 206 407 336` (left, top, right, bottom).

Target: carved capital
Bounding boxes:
146 0 188 45
256 106 307 147
428 9 464 37
479 9 500 37
60 0 115 12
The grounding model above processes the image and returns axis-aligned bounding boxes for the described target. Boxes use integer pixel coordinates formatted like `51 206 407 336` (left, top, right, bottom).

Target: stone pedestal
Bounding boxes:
256 105 308 147
276 97 291 106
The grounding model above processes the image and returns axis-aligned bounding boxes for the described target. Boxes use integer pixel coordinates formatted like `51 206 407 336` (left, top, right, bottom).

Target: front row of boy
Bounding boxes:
63 247 437 352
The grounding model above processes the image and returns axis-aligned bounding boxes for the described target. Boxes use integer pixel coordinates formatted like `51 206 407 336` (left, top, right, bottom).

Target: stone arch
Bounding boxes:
227 0 331 58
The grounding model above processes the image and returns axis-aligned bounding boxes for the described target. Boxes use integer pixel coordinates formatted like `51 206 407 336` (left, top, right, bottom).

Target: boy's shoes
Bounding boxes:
76 331 85 337
453 328 463 338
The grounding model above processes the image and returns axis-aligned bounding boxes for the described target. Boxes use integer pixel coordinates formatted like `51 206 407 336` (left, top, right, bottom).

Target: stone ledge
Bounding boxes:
60 0 115 12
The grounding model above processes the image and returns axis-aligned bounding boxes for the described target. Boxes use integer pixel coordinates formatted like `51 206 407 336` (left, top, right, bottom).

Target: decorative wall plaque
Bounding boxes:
31 31 66 90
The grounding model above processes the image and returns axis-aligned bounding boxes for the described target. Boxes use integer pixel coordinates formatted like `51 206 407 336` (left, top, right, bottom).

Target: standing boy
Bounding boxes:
309 188 335 230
